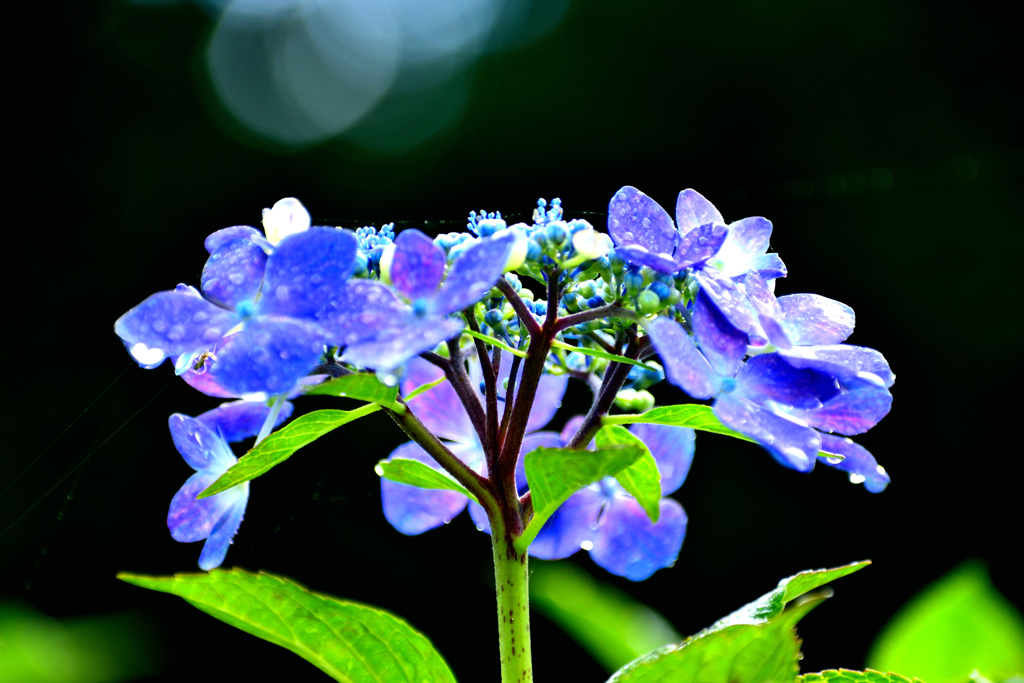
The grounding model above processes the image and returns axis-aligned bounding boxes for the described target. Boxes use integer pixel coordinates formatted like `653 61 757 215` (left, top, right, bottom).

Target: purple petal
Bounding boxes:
316 280 408 347
342 317 464 371
616 245 681 274
168 414 235 472
390 229 446 301
201 239 267 309
793 379 892 435
180 365 235 398
671 222 729 270
608 186 679 257
714 217 772 277
714 393 820 472
528 485 606 560
648 317 721 400
750 253 788 280
401 358 478 444
260 228 357 319
435 231 520 315
380 441 477 535
693 267 765 345
213 317 326 397
559 415 587 444
675 189 724 232
197 489 249 570
691 291 747 378
628 423 694 495
590 496 687 581
205 226 265 254
778 294 855 346
196 399 294 443
114 290 238 366
168 472 246 543
736 353 841 410
818 433 890 493
742 271 790 349
779 345 895 388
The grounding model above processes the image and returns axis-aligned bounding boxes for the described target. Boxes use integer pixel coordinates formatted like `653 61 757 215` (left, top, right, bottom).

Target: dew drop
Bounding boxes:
580 540 594 551
849 473 866 484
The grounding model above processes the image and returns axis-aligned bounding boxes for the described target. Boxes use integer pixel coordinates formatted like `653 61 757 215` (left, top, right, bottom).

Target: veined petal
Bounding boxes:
390 229 446 301
528 485 605 560
675 189 724 232
401 358 478 445
435 231 520 315
736 353 841 410
779 345 895 388
201 239 267 309
196 399 294 443
168 414 235 471
778 294 855 346
608 186 679 257
342 317 464 371
648 317 721 400
115 290 238 366
793 379 892 435
260 228 357 319
691 291 747 378
671 222 728 270
167 472 244 543
714 216 772 277
213 317 325 397
693 267 765 345
818 433 890 493
317 280 408 347
714 394 820 472
380 441 477 535
629 423 694 495
197 489 249 570
590 496 687 581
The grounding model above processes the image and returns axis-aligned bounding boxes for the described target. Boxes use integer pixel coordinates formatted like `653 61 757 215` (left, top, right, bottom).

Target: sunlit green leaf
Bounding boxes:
462 328 528 358
515 443 647 554
530 561 680 672
800 670 925 683
304 373 402 410
117 569 456 683
595 425 661 523
375 458 477 503
199 405 379 498
404 376 448 401
868 561 1024 683
550 339 656 370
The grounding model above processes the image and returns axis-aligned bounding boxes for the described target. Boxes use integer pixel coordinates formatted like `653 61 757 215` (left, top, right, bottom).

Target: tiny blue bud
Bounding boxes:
546 222 568 246
484 309 504 327
649 282 672 301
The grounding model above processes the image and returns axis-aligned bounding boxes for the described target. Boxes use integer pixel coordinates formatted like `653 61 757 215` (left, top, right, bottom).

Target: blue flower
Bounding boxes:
166 399 293 569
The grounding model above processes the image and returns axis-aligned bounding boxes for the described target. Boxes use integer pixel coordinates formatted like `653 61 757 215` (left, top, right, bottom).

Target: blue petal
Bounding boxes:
818 433 890 493
342 317 464 371
742 271 790 349
197 488 249 570
196 399 294 443
750 253 787 280
675 188 724 232
528 485 605 560
167 472 246 543
628 423 694 495
671 222 729 270
648 317 721 400
608 186 679 257
616 245 681 273
316 280 408 347
380 441 476 535
778 294 855 345
260 228 357 319
434 231 520 315
201 239 267 309
205 226 266 254
793 378 892 435
390 229 446 301
168 414 235 471
714 217 772 277
779 345 895 388
691 291 747 378
714 393 820 472
115 290 238 366
736 353 841 410
590 496 687 581
213 317 326 397
693 267 765 345
401 358 479 445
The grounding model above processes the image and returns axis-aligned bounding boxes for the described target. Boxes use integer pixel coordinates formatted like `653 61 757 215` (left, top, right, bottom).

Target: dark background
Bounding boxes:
3 0 1021 680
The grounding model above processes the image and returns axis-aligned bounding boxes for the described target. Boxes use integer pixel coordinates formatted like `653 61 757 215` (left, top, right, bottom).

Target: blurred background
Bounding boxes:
3 0 1021 680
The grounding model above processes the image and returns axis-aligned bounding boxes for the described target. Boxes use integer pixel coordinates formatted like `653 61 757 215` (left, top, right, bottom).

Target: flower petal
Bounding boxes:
434 232 520 315
608 186 679 257
115 290 237 366
714 216 772 277
778 294 855 346
675 189 724 232
204 226 266 254
390 229 446 301
671 222 729 270
401 358 478 444
714 393 820 472
736 353 841 410
779 345 895 388
260 228 357 319
750 253 787 281
648 317 721 400
213 317 326 397
196 399 294 443
615 245 681 273
492 350 568 433
693 267 765 345
168 414 235 471
317 280 408 347
590 496 687 581
380 441 477 535
691 291 747 378
527 485 606 560
628 423 694 495
167 472 245 543
342 317 464 371
197 489 249 570
793 379 892 435
818 433 890 493
201 239 267 309
742 270 790 349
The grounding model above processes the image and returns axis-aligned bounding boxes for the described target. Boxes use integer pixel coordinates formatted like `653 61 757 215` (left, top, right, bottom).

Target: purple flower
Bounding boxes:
166 399 292 569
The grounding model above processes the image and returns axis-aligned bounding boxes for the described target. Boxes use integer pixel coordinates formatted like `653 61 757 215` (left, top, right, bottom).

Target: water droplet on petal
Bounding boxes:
580 540 594 551
849 473 866 484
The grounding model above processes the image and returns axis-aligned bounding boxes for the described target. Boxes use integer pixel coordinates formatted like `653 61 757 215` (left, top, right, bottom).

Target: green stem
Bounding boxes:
492 523 532 683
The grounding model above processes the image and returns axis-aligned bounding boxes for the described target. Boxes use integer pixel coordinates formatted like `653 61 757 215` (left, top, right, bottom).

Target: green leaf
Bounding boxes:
375 458 477 504
462 328 528 358
117 569 456 683
550 339 656 370
515 443 648 554
867 560 1024 683
595 425 661 523
530 561 680 673
800 670 925 683
199 406 379 498
404 376 448 401
304 373 402 410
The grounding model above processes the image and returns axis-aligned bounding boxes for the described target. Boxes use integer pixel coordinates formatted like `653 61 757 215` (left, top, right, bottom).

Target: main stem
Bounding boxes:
491 522 532 683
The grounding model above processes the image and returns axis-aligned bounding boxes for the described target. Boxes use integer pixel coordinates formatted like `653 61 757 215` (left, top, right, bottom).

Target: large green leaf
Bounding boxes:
800 671 926 683
199 406 379 498
595 425 661 523
515 443 647 554
375 458 477 503
117 569 456 683
867 561 1024 683
305 373 402 410
531 561 680 672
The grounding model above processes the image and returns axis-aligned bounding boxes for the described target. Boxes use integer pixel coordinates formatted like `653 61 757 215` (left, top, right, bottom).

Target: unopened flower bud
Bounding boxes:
262 197 311 245
614 389 655 413
637 290 661 315
572 229 612 260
